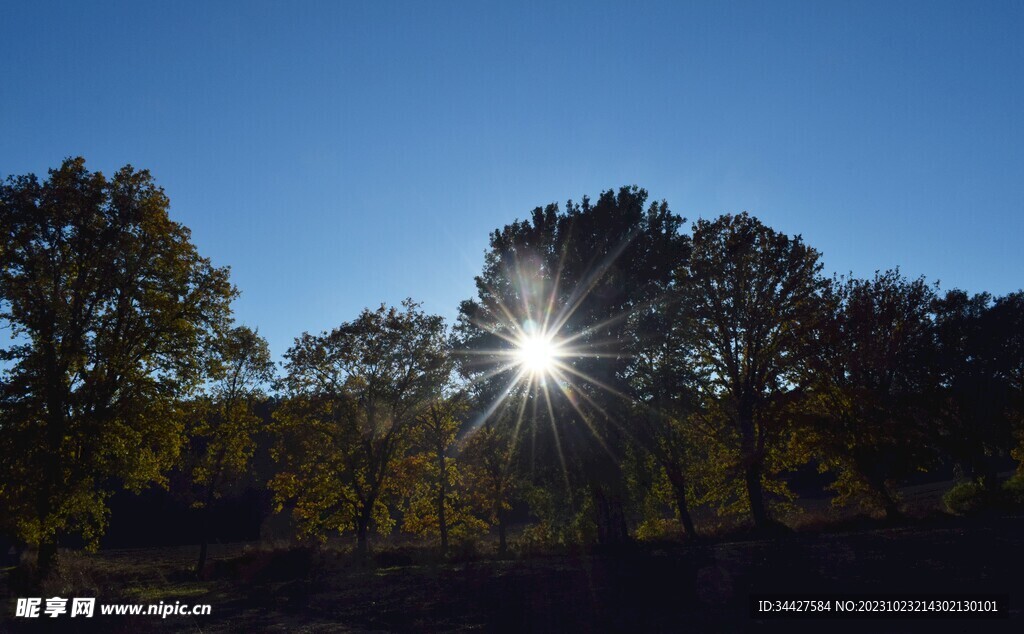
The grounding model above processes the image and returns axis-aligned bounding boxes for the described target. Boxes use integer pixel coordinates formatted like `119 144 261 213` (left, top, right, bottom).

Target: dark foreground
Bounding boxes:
3 515 1023 633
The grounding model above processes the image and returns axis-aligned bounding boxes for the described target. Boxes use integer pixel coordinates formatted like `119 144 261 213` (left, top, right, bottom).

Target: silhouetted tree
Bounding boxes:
933 289 1023 488
676 212 825 529
0 158 236 574
993 292 1024 469
800 271 937 518
624 287 703 537
270 300 448 559
455 187 688 545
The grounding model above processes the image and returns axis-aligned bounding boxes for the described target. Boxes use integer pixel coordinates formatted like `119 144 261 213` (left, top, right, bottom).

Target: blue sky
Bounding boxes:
3 1 1022 359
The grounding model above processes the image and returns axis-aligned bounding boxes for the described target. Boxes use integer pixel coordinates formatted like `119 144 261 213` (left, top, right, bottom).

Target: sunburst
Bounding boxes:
457 237 643 486
513 331 563 377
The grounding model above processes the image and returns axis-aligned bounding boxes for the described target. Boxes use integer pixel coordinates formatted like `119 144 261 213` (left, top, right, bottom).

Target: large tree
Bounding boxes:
993 292 1024 469
801 271 937 517
676 212 824 529
933 289 1023 488
270 300 449 558
0 158 236 571
455 186 688 544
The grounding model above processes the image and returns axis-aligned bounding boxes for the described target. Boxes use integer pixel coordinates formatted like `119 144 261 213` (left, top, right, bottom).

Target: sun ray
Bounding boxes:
506 374 534 470
462 358 526 385
550 359 633 402
548 367 614 457
541 376 573 501
465 366 530 434
540 239 571 334
458 228 653 477
545 229 640 337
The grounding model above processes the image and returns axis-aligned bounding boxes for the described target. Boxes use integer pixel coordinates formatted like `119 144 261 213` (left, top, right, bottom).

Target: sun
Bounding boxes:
515 333 561 376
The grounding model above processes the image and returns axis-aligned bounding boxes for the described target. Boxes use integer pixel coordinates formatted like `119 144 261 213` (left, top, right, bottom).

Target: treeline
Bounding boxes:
2 159 1023 576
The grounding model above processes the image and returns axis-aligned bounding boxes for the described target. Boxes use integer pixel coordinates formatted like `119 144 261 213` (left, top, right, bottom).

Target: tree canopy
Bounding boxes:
0 157 236 568
188 325 275 574
3 162 1024 565
270 300 449 557
676 212 825 528
455 186 690 543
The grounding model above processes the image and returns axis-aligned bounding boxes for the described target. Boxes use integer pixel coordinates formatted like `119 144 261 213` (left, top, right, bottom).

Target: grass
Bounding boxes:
2 481 1023 632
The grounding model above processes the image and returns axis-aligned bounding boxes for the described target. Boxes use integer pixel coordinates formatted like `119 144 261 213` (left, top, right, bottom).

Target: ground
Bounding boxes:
2 510 1022 632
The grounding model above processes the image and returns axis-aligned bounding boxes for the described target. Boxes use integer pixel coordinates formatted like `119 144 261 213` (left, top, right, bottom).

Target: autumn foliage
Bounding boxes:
3 159 1024 568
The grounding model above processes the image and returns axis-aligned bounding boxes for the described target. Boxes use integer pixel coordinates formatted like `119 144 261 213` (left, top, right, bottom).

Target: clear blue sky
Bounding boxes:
3 1 1022 359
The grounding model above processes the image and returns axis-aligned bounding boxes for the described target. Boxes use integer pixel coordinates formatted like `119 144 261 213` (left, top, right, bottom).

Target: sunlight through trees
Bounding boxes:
3 161 1024 567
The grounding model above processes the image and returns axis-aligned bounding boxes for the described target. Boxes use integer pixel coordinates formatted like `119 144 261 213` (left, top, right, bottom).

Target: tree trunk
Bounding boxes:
438 495 449 555
874 479 902 520
978 461 999 493
593 483 630 546
195 486 216 577
196 540 209 578
438 452 449 555
497 513 508 556
35 348 65 582
738 401 770 529
36 540 58 581
881 494 901 520
587 440 630 547
863 464 902 520
668 475 698 538
744 462 770 529
356 519 369 562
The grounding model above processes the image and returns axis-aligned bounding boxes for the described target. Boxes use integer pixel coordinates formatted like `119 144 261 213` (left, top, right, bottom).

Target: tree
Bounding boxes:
800 271 937 517
993 293 1024 469
0 158 236 573
270 300 448 559
624 289 703 537
455 187 689 545
401 394 487 553
461 412 523 555
933 289 1022 488
188 325 274 575
676 212 825 529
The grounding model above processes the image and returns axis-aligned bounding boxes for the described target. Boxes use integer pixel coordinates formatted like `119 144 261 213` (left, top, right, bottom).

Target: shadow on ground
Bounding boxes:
2 514 1023 632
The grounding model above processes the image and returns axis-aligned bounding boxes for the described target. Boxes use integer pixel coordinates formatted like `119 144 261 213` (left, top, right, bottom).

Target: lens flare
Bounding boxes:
459 238 643 485
515 333 561 375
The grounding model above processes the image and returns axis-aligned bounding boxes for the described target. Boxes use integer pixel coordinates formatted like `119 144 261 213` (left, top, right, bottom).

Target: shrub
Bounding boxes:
635 518 684 542
943 481 986 515
1002 473 1024 506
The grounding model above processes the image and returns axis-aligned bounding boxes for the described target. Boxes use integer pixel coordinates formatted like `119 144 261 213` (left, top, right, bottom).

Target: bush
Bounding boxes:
514 522 559 557
1002 473 1024 506
943 481 986 515
635 518 685 542
942 477 1024 515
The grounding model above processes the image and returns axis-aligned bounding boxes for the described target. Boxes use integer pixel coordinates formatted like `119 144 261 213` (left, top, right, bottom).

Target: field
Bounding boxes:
3 506 1022 633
